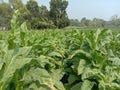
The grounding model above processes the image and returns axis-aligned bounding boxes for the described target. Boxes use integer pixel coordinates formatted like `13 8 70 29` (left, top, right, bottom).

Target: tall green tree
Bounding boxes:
49 0 69 28
26 0 39 18
0 2 12 30
37 5 55 29
39 5 49 21
26 0 39 29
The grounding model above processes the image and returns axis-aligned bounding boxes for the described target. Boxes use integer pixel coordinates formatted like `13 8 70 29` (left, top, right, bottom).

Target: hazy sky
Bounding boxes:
68 0 120 20
4 0 120 20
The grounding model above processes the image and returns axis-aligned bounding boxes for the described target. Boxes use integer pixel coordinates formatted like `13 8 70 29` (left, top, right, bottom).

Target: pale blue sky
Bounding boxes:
4 0 120 20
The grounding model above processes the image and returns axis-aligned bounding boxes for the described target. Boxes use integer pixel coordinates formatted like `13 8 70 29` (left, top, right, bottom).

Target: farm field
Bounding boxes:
1 0 120 89
0 28 120 90
0 12 120 90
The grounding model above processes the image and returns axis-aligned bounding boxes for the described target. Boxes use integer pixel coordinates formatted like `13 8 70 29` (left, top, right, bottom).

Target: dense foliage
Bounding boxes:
0 11 120 90
50 0 69 28
70 16 120 28
0 0 69 30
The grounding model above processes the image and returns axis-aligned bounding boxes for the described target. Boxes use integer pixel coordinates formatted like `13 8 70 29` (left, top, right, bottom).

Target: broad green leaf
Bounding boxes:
109 57 120 66
0 57 33 89
20 22 28 46
23 82 54 90
22 68 55 90
0 40 7 70
93 28 108 50
91 50 106 68
94 28 108 43
21 22 28 32
69 50 91 59
99 81 120 90
78 59 86 75
48 51 63 58
81 80 95 90
70 82 82 90
0 58 3 70
0 46 32 89
68 74 80 85
50 69 65 90
10 10 20 37
81 67 106 82
13 46 32 58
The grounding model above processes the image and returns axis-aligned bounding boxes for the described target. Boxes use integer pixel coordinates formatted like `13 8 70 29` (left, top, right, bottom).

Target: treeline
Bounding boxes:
0 0 69 30
70 15 120 28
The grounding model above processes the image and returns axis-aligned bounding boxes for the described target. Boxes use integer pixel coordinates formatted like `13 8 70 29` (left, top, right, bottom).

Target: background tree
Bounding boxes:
110 15 120 27
49 0 69 28
37 5 55 29
0 2 12 30
39 5 49 21
26 0 39 18
9 0 29 24
26 0 55 29
26 0 39 29
70 19 80 27
80 17 91 27
1 0 120 30
91 18 105 28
